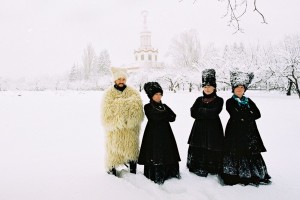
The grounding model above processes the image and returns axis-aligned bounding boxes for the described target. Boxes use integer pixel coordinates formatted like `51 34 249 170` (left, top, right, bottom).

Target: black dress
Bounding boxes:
221 96 271 186
138 100 181 184
187 92 224 177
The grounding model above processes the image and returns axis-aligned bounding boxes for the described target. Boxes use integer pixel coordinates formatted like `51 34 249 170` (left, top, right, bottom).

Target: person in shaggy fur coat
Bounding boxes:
101 67 144 176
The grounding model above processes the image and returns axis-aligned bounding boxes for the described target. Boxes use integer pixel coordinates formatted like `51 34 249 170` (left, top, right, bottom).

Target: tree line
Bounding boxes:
0 32 299 98
130 30 299 98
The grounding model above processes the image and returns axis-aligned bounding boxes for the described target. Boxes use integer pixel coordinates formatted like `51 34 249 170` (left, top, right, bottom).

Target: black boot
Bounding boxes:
129 161 137 174
108 167 117 176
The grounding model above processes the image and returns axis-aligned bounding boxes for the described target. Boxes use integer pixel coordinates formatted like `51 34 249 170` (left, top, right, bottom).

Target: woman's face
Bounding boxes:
203 85 215 95
234 85 245 98
152 92 162 103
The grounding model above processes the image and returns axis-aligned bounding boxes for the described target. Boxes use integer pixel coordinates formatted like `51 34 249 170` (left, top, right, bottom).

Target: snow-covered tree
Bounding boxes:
277 34 300 98
97 49 111 77
168 29 202 72
158 64 185 92
167 29 205 91
91 49 112 90
251 43 280 91
0 77 9 91
67 45 112 90
199 44 224 90
69 62 81 82
129 70 149 92
219 42 264 90
82 44 96 80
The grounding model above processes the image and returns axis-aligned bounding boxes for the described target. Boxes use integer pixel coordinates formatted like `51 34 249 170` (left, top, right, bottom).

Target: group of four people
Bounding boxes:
101 67 271 186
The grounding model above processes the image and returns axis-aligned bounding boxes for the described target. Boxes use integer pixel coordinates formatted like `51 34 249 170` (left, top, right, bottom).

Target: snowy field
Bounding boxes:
1 90 299 200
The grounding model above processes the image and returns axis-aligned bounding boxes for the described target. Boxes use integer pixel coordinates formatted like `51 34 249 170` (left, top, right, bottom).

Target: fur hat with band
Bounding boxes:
111 67 128 81
230 71 254 92
144 82 163 99
202 69 217 88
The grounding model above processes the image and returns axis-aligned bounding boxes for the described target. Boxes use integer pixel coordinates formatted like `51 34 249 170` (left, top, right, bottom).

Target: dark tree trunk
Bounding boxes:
286 79 292 96
290 67 300 99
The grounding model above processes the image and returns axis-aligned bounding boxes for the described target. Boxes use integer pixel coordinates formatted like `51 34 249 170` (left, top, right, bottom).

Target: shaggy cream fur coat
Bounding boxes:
101 86 144 170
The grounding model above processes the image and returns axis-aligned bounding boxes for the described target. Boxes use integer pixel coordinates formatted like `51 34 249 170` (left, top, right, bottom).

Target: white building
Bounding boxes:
126 11 163 73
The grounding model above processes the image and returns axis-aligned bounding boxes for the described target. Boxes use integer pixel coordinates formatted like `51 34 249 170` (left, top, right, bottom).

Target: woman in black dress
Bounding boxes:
138 82 181 184
187 69 224 177
221 71 271 186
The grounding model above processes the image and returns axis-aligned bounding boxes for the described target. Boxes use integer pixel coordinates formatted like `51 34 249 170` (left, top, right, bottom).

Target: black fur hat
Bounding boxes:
202 69 217 88
230 71 254 92
144 82 163 99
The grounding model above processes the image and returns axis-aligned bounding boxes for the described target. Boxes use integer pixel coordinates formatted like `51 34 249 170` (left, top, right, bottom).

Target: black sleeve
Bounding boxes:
144 104 176 122
226 99 244 120
226 98 261 121
191 97 223 119
190 98 201 119
248 98 261 120
164 104 176 122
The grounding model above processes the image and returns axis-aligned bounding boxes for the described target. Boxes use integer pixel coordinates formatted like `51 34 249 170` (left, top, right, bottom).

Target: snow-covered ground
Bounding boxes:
0 90 299 200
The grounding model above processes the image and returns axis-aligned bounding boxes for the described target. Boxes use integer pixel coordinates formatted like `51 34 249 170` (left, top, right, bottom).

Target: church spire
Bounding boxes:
140 10 152 49
133 11 160 70
142 10 148 31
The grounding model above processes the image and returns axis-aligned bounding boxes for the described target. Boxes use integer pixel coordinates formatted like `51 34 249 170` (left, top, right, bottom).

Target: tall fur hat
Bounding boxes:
111 67 128 81
202 69 217 88
144 82 163 99
230 71 254 92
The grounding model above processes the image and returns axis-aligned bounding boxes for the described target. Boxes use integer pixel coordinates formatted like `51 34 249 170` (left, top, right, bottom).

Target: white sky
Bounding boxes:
1 0 300 79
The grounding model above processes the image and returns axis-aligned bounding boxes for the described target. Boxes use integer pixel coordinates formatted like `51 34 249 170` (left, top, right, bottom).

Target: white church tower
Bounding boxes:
133 11 160 70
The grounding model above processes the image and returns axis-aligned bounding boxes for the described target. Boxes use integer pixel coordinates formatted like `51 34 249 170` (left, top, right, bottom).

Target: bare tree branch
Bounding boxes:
180 0 267 33
253 0 267 24
226 0 248 33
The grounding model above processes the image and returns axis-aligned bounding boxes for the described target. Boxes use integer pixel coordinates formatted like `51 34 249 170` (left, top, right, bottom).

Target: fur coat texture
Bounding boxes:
101 85 144 170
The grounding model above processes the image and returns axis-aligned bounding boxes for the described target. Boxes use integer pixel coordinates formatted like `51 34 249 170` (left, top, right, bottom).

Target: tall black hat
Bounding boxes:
202 69 217 88
144 82 163 99
230 71 254 92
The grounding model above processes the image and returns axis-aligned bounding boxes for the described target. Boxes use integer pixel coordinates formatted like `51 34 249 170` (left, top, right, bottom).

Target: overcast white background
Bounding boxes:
1 0 300 79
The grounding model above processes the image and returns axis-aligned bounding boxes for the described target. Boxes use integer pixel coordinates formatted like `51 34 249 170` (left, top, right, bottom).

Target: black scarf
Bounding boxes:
114 84 127 92
202 90 216 103
150 100 165 111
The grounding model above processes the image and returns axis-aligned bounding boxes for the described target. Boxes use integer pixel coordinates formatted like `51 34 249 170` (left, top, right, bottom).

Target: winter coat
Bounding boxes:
224 97 266 154
101 86 144 170
187 95 224 151
138 101 181 165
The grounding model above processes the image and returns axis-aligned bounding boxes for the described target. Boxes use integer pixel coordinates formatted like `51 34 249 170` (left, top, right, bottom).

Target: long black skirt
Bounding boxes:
221 152 271 186
187 145 223 177
143 163 180 185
